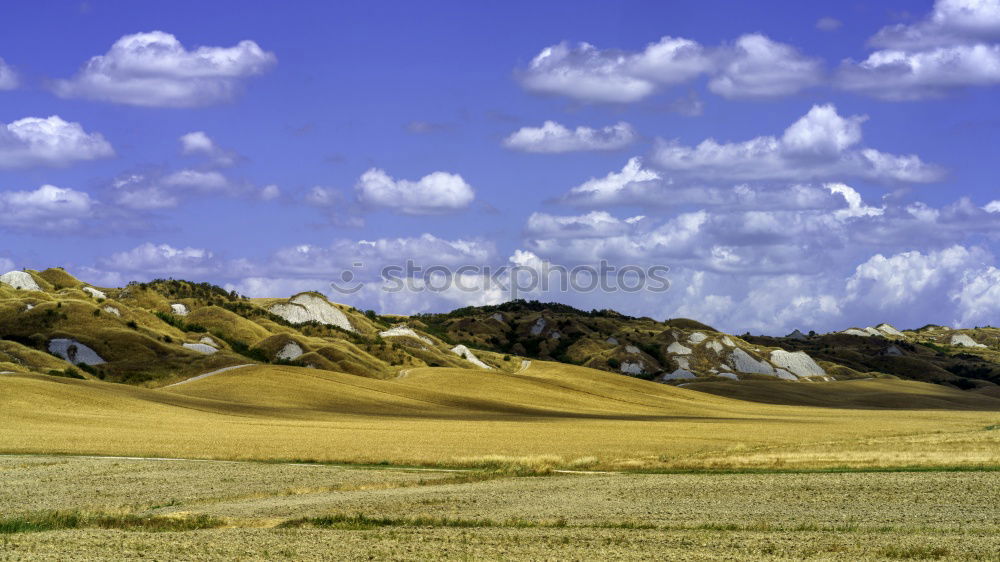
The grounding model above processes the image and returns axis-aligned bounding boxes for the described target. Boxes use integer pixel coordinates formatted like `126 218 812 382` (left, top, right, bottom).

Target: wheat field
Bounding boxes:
2 361 998 471
0 455 998 560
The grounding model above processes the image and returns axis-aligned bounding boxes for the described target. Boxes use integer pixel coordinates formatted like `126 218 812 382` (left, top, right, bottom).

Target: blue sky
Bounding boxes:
1 0 999 334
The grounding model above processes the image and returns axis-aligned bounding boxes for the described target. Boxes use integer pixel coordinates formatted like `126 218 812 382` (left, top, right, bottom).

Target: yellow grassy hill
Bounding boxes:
2 361 998 471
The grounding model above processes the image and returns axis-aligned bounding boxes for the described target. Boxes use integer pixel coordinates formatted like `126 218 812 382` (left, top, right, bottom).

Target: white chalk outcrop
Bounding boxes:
606 336 619 345
491 313 505 323
379 326 433 345
705 340 724 354
688 332 707 344
775 369 798 381
82 286 106 299
769 350 825 378
717 372 739 381
450 345 492 369
0 271 41 291
620 361 644 375
530 317 547 336
625 345 640 354
171 303 189 316
102 305 121 317
951 334 987 348
667 342 692 355
48 338 105 365
841 328 871 337
659 369 696 381
269 293 354 332
199 336 218 347
183 343 217 354
876 323 904 337
277 341 304 361
729 348 775 375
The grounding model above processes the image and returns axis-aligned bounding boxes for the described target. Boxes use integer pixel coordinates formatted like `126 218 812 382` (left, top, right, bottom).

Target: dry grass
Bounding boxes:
1 361 998 471
0 456 998 560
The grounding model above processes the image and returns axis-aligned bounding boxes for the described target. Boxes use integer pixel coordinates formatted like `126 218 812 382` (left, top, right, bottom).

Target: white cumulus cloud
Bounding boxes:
839 44 1000 99
651 104 943 183
54 31 276 107
502 121 636 153
356 168 475 215
0 116 114 168
110 169 236 210
100 242 221 276
518 33 821 102
870 0 1000 49
0 184 94 231
179 131 237 166
708 34 823 99
562 157 661 204
519 36 711 103
840 1 1000 99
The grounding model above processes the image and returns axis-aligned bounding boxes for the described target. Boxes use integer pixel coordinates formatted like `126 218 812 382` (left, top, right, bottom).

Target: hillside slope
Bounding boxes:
2 361 998 470
3 268 1000 398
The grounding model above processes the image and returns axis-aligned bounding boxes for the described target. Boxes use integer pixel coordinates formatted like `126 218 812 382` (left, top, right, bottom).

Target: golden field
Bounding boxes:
1 361 998 471
0 455 998 560
2 361 1000 559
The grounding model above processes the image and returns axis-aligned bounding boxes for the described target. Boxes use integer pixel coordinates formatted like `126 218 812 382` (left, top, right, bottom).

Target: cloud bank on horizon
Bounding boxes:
0 0 999 335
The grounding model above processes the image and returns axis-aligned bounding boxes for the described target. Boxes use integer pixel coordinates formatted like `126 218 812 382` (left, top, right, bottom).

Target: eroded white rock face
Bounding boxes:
48 339 105 365
625 345 640 354
721 336 735 347
706 340 724 354
82 286 106 299
491 313 505 323
606 337 619 345
688 332 707 344
717 372 739 381
450 345 491 369
659 369 696 381
0 271 41 291
864 327 882 337
769 350 825 378
183 343 217 355
842 328 871 337
380 326 433 345
277 342 304 361
269 294 354 332
951 334 987 348
102 305 121 317
675 357 690 370
171 303 189 316
667 342 692 355
530 317 547 336
877 323 904 337
620 361 644 375
199 336 218 347
729 348 775 375
775 369 798 381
